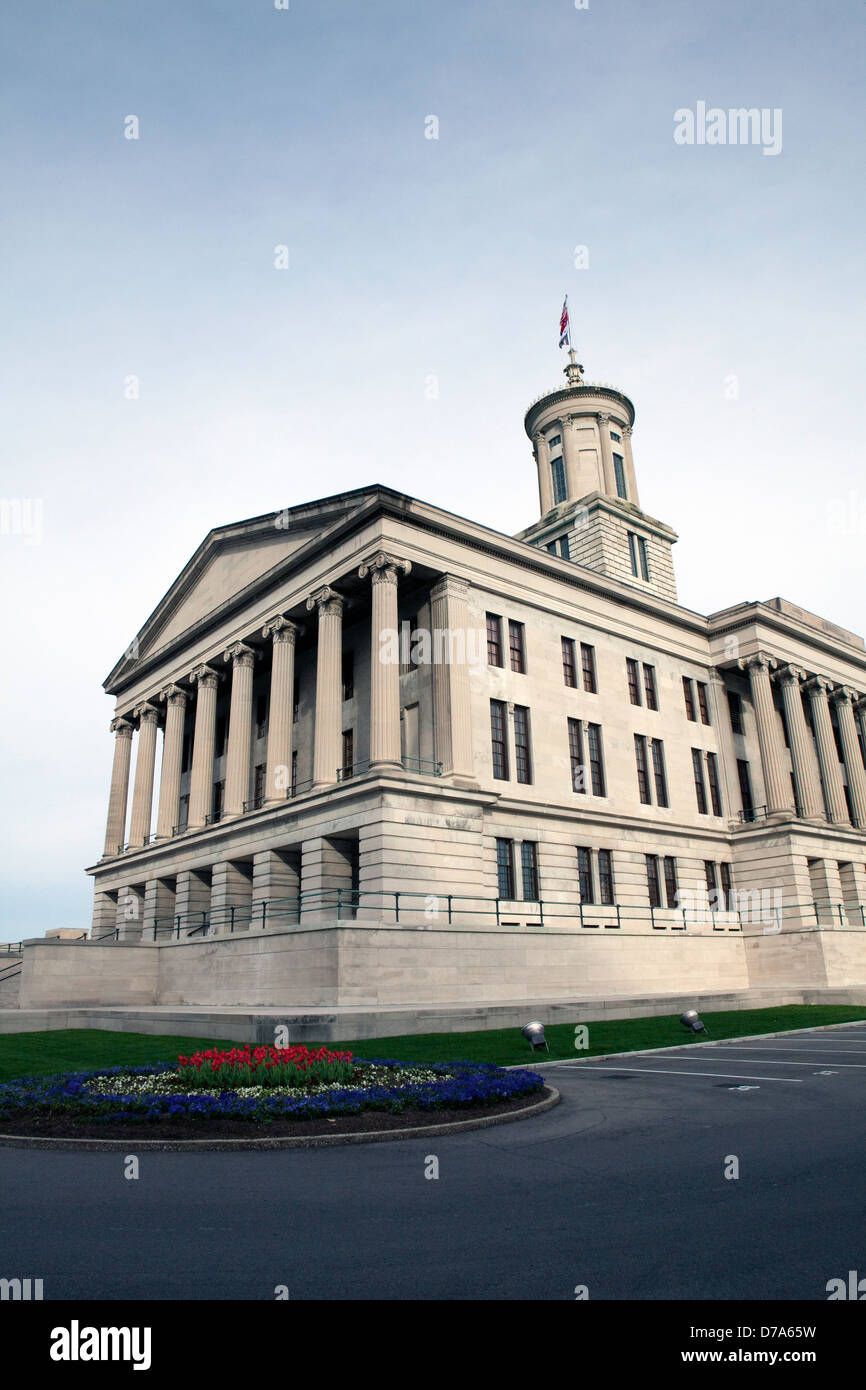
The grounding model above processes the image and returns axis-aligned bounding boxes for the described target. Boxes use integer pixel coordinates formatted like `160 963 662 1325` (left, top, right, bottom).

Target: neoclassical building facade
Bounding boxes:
59 352 866 1010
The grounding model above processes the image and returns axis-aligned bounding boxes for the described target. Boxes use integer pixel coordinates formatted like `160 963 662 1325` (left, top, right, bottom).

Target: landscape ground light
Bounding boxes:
680 1009 708 1038
521 1021 549 1052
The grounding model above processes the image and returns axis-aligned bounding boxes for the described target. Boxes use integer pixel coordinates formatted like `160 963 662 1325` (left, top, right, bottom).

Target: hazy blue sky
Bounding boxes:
1 0 864 938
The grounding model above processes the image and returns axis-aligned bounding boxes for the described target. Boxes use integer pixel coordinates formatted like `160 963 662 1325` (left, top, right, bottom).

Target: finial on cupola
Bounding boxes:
558 295 584 384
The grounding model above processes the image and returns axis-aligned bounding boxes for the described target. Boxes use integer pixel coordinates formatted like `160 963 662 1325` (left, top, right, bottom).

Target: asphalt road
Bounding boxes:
2 1026 865 1300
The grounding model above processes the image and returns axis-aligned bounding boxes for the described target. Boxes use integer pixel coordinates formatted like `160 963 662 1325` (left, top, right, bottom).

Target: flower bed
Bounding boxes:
0 1055 545 1128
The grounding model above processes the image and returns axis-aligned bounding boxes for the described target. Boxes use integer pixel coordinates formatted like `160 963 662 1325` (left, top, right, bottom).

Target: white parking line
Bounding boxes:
698 1044 866 1057
645 1052 863 1069
548 1063 803 1082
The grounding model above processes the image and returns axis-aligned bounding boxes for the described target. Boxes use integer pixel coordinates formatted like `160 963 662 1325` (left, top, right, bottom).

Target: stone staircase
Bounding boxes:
0 955 23 1008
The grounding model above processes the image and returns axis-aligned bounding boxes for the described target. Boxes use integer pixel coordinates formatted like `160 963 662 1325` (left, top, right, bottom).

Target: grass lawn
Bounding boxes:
0 1005 864 1081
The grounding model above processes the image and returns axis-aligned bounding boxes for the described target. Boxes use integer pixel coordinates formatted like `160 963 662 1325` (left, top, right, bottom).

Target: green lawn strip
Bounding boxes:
1 1005 864 1082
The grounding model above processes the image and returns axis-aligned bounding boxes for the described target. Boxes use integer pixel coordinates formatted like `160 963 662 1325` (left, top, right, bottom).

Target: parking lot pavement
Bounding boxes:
2 1026 865 1301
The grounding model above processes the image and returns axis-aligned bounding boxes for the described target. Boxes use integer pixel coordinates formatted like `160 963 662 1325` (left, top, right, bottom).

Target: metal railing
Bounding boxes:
1 942 22 954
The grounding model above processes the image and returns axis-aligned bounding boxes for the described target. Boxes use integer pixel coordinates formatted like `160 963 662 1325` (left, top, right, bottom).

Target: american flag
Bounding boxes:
559 296 570 349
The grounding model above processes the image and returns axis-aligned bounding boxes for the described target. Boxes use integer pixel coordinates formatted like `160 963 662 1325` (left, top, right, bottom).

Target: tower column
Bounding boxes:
621 424 640 505
831 687 866 828
103 718 134 855
596 413 616 496
776 667 823 819
805 677 848 824
306 587 344 788
739 654 791 815
156 684 187 838
359 552 411 770
430 574 474 780
533 432 552 514
188 665 219 828
128 704 160 846
262 616 300 803
557 415 579 501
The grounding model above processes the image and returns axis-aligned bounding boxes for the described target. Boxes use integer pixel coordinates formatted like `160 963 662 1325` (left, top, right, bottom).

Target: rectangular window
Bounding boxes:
683 676 696 721
255 693 268 738
637 536 650 581
737 758 754 814
215 716 227 760
692 748 708 814
551 456 567 504
490 700 509 780
496 838 515 899
513 705 532 785
643 664 658 711
727 690 743 735
254 764 265 803
508 620 526 673
558 535 570 560
291 749 298 796
626 658 642 706
663 856 679 909
651 739 669 807
628 531 639 577
341 730 353 777
568 717 586 794
610 430 622 443
548 433 561 449
646 854 662 909
293 676 300 724
486 613 503 667
598 849 614 905
577 847 594 904
521 842 539 901
546 541 557 554
587 722 605 797
341 652 354 701
720 862 733 909
704 860 718 895
581 643 597 693
182 731 192 773
706 751 723 815
562 637 577 688
696 681 711 725
634 734 651 804
212 779 224 821
613 453 627 499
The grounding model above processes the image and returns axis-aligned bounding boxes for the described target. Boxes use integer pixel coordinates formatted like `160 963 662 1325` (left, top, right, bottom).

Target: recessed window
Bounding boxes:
548 434 561 449
627 531 648 578
613 453 628 499
341 730 354 777
706 751 723 815
720 862 733 909
651 739 669 807
508 620 526 674
598 849 615 905
293 676 300 725
581 643 597 694
253 763 266 803
546 541 557 554
255 693 268 737
521 842 539 901
610 430 622 443
291 750 298 796
634 734 651 805
586 722 605 797
646 854 662 909
215 716 227 760
637 536 650 581
486 613 503 667
626 658 642 706
551 456 567 504
490 700 509 780
513 705 532 785
577 847 594 904
692 748 708 815
683 677 697 721
496 838 515 899
737 759 754 815
663 856 679 909
696 681 711 725
643 664 658 711
568 717 585 793
727 690 743 735
562 637 577 688
558 535 570 560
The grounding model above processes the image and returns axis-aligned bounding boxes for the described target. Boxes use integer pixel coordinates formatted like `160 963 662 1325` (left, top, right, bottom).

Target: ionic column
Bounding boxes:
621 424 640 506
738 653 791 814
305 586 345 788
262 615 300 802
855 699 866 763
103 718 134 855
359 551 411 770
831 687 866 828
533 432 552 514
707 671 737 817
805 677 849 825
223 643 256 817
155 684 187 838
430 574 474 780
597 413 616 496
776 666 823 819
187 665 219 828
128 703 160 846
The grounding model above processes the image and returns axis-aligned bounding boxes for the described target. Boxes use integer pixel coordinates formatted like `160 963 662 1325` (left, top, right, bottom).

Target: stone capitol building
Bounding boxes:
15 350 866 1031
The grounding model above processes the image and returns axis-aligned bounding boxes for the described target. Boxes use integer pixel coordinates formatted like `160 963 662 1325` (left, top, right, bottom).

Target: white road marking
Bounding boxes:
648 1053 863 1069
714 1043 866 1055
558 1064 803 1082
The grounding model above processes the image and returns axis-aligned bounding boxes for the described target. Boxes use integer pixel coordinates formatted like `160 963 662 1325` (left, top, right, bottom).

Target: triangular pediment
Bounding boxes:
106 488 385 687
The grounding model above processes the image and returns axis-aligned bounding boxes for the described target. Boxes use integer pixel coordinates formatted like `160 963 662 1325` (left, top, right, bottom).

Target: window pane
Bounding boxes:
490 700 509 780
643 664 658 710
646 854 662 908
628 532 639 576
558 535 570 560
508 620 526 673
496 838 514 899
486 613 503 666
683 677 696 721
514 706 532 784
651 739 668 807
581 643 597 693
696 681 711 725
613 453 627 499
663 856 678 909
626 658 642 705
634 734 651 804
706 752 723 815
638 537 650 581
562 637 577 687
598 849 614 905
692 748 708 814
587 722 605 797
569 717 586 794
521 842 539 901
551 456 567 503
577 847 594 904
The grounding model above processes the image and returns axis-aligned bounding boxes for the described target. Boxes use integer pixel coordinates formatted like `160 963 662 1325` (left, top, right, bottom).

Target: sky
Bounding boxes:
1 0 864 939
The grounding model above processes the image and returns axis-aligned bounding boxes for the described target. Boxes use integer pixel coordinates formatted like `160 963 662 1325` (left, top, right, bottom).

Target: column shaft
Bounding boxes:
367 570 402 767
188 667 219 828
306 589 344 787
263 618 298 802
806 678 848 824
777 669 822 819
597 414 616 496
741 655 791 814
129 705 160 846
558 416 579 502
103 720 134 855
534 433 552 514
430 574 474 779
833 689 866 827
223 644 256 817
156 686 187 837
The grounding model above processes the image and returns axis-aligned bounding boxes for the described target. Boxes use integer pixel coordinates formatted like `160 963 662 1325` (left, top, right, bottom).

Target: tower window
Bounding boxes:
558 535 570 559
551 456 567 504
548 434 561 449
613 453 628 499
627 531 648 579
637 536 650 580
610 430 622 443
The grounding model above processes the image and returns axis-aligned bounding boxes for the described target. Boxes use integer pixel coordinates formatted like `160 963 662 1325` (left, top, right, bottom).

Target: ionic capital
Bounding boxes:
804 675 833 699
306 585 345 617
774 664 807 690
110 717 134 738
596 412 610 426
190 663 220 690
262 614 302 644
358 552 412 586
738 652 778 676
159 683 188 707
133 702 160 726
622 424 633 437
223 641 256 669
828 684 858 708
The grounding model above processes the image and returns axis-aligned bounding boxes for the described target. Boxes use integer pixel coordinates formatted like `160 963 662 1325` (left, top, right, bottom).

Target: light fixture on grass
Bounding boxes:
521 1021 549 1052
